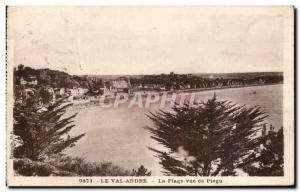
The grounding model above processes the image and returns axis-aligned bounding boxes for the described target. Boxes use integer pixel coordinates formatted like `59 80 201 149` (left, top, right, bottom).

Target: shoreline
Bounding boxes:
177 83 282 93
67 83 282 111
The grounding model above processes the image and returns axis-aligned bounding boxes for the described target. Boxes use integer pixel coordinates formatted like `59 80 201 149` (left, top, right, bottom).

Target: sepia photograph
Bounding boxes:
6 6 294 186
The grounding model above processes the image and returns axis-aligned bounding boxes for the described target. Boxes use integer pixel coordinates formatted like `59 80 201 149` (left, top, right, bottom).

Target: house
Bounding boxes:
101 87 114 96
67 88 77 96
67 87 89 96
78 88 89 95
47 87 55 95
100 81 112 96
60 88 65 95
100 79 132 95
24 88 35 98
20 77 27 85
112 80 130 92
20 76 38 86
142 84 165 91
259 78 265 84
54 88 65 96
143 84 156 89
53 88 66 99
66 87 89 101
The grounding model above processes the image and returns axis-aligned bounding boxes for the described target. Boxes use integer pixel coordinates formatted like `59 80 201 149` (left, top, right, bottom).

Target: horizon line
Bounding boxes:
74 71 284 76
14 64 283 76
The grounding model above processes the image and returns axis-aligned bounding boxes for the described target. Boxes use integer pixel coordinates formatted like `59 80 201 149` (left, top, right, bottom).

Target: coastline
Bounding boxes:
66 83 283 176
67 83 282 111
177 83 282 93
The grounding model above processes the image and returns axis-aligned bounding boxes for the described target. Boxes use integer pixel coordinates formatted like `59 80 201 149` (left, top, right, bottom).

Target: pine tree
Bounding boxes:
13 85 85 161
146 94 269 176
131 165 152 176
241 127 284 176
217 106 268 176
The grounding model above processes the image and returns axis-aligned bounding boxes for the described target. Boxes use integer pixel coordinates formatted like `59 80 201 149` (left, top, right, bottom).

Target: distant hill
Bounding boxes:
14 65 103 91
192 72 283 79
14 65 283 93
81 72 283 80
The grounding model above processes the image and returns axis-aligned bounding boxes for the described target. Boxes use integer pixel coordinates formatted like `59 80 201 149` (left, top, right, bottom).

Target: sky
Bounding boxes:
8 7 290 75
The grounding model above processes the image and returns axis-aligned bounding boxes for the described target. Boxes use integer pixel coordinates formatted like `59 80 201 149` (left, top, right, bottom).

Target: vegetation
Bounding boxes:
14 64 103 91
241 127 284 176
14 65 282 93
12 64 283 177
13 83 151 176
130 72 283 91
146 94 284 176
13 85 85 161
45 154 151 176
13 155 151 176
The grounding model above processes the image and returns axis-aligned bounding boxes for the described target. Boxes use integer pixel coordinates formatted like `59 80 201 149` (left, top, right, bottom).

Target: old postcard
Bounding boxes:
6 6 294 187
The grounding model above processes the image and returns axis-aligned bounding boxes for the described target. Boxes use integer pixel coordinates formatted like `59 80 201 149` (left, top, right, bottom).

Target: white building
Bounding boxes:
68 87 89 96
102 80 131 95
20 76 38 86
78 88 89 95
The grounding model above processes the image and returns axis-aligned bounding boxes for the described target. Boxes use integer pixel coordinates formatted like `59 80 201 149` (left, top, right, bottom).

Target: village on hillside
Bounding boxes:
14 65 283 106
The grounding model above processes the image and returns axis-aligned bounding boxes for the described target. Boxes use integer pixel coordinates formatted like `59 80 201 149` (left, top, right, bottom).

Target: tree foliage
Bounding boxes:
13 85 85 161
43 154 151 176
12 84 151 176
14 64 103 90
13 155 152 176
146 94 283 176
241 127 284 176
